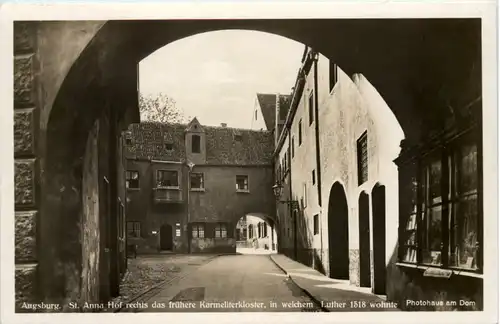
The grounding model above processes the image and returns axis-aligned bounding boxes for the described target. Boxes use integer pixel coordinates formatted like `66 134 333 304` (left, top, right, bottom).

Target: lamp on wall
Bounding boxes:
273 181 299 210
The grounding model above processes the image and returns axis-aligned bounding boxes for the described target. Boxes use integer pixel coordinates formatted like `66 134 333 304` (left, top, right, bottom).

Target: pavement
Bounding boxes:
113 252 400 313
128 254 322 312
269 254 401 312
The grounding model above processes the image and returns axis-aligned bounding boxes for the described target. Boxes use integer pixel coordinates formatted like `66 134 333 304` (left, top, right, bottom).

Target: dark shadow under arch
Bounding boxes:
328 182 349 279
372 184 387 295
358 191 371 288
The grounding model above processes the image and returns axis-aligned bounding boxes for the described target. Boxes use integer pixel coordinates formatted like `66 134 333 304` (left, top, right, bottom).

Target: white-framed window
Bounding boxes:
192 223 205 238
215 223 228 238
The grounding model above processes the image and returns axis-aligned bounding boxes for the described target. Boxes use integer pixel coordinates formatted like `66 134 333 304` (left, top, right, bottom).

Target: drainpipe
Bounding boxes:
312 52 324 267
186 162 194 253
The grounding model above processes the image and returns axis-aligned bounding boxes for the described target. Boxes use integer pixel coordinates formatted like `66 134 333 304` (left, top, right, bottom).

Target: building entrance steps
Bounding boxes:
269 254 401 312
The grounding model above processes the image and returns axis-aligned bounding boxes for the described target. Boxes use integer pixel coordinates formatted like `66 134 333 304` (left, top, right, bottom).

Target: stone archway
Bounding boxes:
358 191 371 288
327 182 349 280
13 18 482 308
372 183 387 295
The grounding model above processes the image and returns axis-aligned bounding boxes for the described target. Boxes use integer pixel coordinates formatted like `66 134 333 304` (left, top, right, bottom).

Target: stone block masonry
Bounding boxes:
14 21 40 311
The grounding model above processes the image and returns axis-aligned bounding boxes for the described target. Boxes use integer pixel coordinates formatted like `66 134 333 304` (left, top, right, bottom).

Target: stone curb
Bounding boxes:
269 254 329 312
112 254 222 313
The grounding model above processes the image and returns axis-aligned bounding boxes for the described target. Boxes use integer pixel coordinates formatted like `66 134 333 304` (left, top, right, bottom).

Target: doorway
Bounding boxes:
160 224 173 251
358 192 371 287
372 184 386 295
327 182 350 279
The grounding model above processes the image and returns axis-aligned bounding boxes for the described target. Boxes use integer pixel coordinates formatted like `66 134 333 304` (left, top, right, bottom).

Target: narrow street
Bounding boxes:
119 254 322 312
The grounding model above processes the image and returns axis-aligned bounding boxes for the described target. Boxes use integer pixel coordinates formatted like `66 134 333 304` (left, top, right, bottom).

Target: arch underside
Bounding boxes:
53 18 481 145
36 18 482 306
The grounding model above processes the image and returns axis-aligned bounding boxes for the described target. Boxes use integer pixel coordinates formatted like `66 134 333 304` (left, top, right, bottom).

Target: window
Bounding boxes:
192 135 201 153
165 143 173 151
399 132 481 273
298 120 302 146
258 223 262 238
127 221 140 238
157 170 179 188
215 223 227 238
302 182 307 208
312 170 316 185
264 223 268 237
329 61 338 92
313 214 319 235
255 110 258 120
192 224 205 238
249 224 254 238
309 91 314 125
234 134 243 142
236 175 249 191
357 132 368 185
190 173 204 190
291 137 295 158
126 171 139 189
124 131 132 145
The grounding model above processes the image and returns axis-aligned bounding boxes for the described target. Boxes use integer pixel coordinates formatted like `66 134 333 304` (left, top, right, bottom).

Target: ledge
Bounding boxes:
236 190 250 194
396 262 483 279
190 188 205 192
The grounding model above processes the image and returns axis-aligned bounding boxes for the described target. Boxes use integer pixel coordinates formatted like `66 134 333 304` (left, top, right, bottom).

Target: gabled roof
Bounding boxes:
186 117 204 133
256 93 277 131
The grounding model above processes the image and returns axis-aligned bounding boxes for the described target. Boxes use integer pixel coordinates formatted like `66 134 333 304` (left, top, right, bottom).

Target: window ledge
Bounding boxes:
155 187 180 190
395 263 483 279
127 188 140 191
236 189 250 194
190 188 205 192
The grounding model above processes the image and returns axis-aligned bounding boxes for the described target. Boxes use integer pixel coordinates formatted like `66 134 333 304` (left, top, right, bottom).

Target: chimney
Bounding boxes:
221 123 227 128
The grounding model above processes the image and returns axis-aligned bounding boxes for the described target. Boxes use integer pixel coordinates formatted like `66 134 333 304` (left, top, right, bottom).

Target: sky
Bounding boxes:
139 30 305 129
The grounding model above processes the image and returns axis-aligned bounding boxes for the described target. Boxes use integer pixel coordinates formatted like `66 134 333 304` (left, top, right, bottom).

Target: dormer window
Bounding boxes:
234 131 243 142
192 135 201 153
165 143 173 151
125 131 132 145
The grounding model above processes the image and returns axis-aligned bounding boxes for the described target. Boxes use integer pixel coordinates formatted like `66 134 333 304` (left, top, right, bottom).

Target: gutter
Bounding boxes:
313 54 322 207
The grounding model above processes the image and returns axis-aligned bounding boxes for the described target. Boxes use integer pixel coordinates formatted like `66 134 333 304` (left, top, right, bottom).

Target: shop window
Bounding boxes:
399 132 481 273
126 171 139 189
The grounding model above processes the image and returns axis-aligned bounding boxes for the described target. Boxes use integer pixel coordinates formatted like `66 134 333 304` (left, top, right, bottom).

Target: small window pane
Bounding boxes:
459 144 478 194
422 205 442 265
450 194 478 269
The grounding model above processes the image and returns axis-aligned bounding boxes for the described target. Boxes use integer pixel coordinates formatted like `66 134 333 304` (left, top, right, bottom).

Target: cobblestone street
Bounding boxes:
110 254 218 308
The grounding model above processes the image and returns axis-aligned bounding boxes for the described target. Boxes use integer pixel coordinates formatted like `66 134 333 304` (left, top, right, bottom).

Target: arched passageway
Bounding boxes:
328 182 350 279
13 18 482 308
372 184 387 295
358 191 371 288
235 214 278 255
